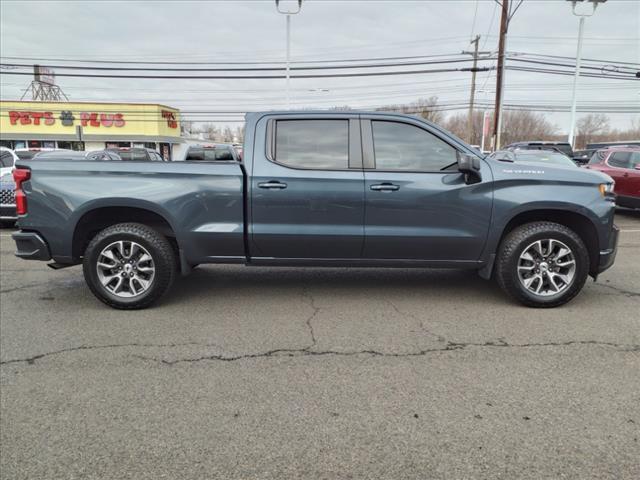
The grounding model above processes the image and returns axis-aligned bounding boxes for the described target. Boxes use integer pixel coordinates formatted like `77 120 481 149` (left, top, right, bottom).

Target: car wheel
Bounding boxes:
495 222 590 308
83 223 176 309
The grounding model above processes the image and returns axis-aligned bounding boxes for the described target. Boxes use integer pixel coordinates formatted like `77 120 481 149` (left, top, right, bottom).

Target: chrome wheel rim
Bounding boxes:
517 238 576 297
96 241 155 298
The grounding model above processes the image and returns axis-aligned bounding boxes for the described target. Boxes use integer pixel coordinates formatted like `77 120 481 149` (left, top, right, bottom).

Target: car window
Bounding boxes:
588 151 606 165
0 151 14 168
215 148 234 161
275 119 349 169
631 152 640 168
608 152 632 169
151 151 164 161
372 121 457 171
16 151 37 160
117 150 148 161
186 148 204 161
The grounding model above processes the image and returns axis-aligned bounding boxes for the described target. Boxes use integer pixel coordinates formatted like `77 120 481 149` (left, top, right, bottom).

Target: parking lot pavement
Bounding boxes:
1 211 638 480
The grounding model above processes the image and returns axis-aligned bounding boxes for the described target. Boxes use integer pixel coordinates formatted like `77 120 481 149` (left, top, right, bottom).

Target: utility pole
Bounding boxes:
462 35 491 145
566 0 607 148
275 0 303 109
492 0 509 151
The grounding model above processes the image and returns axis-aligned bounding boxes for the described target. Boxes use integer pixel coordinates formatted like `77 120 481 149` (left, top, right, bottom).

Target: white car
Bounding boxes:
0 146 18 178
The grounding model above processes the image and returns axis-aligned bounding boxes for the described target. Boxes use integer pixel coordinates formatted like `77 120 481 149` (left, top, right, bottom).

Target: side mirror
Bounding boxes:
457 152 482 184
635 164 640 171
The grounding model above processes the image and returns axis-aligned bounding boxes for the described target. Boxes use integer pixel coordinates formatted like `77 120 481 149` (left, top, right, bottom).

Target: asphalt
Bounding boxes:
1 211 639 479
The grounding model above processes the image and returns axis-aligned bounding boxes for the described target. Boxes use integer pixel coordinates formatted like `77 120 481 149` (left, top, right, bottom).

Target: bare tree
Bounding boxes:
499 110 558 147
444 110 486 146
575 114 610 149
377 96 444 125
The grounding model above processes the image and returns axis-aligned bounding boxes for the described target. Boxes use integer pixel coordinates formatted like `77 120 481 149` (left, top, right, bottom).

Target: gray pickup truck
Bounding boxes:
11 111 618 309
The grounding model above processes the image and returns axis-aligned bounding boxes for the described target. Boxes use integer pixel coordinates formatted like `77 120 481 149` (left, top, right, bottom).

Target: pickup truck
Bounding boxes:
11 111 619 309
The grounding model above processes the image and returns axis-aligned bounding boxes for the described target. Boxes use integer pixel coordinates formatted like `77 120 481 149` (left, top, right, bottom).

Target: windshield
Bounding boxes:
514 151 576 167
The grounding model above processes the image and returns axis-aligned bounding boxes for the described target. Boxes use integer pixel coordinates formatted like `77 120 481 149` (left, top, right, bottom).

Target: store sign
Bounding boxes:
161 110 178 129
8 110 126 128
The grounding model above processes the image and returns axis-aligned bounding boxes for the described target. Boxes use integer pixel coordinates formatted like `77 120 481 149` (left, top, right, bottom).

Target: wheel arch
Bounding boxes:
71 203 181 267
496 209 600 276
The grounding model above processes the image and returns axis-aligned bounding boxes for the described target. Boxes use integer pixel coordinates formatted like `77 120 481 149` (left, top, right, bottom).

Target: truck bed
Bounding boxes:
15 159 246 266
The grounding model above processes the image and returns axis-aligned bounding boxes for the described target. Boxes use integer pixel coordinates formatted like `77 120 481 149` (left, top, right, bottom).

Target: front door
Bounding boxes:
361 117 492 261
250 116 364 259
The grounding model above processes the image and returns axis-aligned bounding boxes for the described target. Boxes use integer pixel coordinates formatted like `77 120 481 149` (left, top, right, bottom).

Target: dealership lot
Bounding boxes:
1 211 639 479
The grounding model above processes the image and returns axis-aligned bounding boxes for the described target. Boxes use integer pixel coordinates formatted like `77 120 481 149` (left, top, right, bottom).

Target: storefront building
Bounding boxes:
0 100 182 160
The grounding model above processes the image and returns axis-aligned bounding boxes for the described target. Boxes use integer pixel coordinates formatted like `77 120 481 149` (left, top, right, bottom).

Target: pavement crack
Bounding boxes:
386 299 447 342
592 283 640 298
3 340 637 367
0 341 219 366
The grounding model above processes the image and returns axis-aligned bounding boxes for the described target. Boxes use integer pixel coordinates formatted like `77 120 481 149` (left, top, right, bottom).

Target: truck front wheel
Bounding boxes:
82 223 176 309
495 222 590 308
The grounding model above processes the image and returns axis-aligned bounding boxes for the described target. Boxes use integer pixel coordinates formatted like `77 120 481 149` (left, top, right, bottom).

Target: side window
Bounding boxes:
0 151 14 168
275 119 349 169
608 152 631 169
151 152 164 161
630 152 640 169
372 121 457 171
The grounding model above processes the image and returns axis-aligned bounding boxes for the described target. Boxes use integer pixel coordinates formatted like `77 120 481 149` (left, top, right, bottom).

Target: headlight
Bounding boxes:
599 183 615 199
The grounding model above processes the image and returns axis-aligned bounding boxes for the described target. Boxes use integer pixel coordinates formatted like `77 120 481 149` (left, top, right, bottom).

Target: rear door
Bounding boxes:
361 116 492 261
250 115 365 259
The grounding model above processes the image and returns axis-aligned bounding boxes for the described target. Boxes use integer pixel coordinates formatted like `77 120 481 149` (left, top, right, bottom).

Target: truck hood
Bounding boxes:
490 159 614 186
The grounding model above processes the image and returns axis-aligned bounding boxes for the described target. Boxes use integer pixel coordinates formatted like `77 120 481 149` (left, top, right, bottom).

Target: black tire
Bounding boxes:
495 221 590 308
82 223 176 309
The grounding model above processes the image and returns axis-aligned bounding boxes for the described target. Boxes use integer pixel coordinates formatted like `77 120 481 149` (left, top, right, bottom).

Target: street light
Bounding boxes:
275 0 303 109
566 0 607 148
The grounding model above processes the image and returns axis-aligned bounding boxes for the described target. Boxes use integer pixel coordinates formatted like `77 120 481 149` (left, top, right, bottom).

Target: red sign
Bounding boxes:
8 111 55 126
161 110 178 129
80 112 125 128
8 110 125 128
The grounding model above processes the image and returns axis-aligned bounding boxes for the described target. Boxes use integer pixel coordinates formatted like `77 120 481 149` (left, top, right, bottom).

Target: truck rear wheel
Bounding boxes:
82 223 176 309
495 222 590 308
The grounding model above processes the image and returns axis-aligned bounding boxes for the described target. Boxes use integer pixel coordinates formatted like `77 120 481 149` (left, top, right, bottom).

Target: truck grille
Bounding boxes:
0 188 15 205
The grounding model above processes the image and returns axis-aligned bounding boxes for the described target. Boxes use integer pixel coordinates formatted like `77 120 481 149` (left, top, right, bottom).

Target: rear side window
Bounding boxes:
608 152 632 169
275 120 349 169
0 151 14 168
588 151 606 165
372 121 457 171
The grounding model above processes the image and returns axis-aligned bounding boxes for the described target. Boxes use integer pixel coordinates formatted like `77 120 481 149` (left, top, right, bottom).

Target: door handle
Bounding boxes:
258 181 288 190
370 183 400 192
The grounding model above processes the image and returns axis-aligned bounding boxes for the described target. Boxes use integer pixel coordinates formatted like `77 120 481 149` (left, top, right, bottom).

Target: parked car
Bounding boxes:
184 144 238 162
0 171 17 225
0 146 18 177
11 111 618 309
504 141 574 160
0 148 19 224
106 147 166 162
584 147 640 209
490 149 578 168
14 148 61 161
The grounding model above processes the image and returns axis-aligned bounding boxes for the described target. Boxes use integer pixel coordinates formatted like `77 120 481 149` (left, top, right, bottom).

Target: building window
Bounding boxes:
28 140 42 149
106 142 131 149
144 142 157 150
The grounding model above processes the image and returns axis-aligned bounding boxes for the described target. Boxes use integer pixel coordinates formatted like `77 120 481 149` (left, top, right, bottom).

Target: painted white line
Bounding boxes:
620 229 640 233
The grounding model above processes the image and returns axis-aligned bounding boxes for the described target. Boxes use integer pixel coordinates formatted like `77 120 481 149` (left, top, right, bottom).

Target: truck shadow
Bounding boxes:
168 266 505 305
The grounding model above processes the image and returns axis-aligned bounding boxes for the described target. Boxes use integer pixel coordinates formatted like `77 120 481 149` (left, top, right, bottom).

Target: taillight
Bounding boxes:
13 168 30 215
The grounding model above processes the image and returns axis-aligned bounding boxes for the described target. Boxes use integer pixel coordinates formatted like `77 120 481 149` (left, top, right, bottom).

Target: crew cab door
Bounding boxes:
360 116 492 261
250 115 364 259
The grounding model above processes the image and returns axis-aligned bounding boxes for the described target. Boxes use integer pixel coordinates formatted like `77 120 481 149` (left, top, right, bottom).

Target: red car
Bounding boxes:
585 147 640 209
